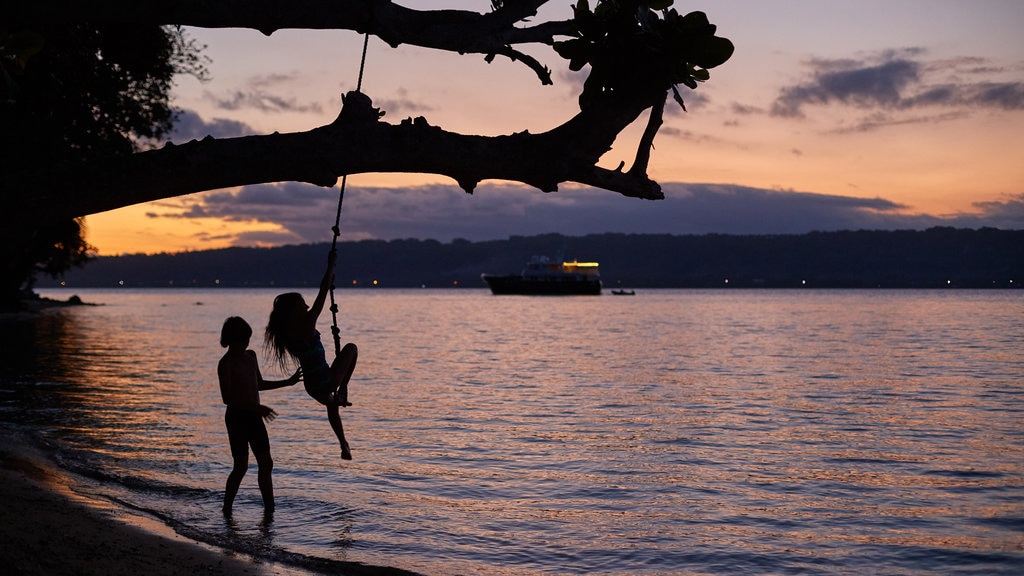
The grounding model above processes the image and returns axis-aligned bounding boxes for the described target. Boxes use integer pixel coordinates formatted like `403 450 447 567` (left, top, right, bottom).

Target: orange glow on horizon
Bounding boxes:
85 204 288 255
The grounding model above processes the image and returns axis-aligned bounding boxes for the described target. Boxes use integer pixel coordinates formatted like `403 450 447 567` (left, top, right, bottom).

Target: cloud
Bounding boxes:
730 102 763 116
373 87 435 118
772 58 920 117
665 89 712 113
202 72 324 114
169 109 256 142
144 181 1017 247
225 229 305 246
971 193 1024 229
961 82 1024 110
204 89 324 114
771 50 1024 121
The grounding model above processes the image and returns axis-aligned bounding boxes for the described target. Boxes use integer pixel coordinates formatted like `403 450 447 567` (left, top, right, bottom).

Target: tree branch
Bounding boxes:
4 1 734 228
12 0 577 81
630 93 666 177
8 90 663 223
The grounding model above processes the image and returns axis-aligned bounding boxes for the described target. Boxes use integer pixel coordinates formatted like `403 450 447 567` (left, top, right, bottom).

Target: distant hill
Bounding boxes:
36 228 1024 289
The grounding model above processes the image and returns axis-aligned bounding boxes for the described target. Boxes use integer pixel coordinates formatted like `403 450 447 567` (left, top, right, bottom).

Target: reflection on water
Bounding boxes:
2 289 1023 575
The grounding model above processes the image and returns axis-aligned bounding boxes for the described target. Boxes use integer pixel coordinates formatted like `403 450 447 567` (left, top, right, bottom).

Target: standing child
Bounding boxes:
265 250 359 461
218 316 301 515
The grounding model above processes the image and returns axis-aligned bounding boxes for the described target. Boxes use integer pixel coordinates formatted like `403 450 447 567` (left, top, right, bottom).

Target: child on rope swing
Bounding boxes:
265 249 358 461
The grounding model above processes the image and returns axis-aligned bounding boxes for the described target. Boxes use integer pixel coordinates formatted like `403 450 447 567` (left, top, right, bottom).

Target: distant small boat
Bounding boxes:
481 256 602 295
611 289 635 295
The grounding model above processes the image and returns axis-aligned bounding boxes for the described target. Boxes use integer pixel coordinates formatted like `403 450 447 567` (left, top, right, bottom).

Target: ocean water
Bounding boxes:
2 288 1022 575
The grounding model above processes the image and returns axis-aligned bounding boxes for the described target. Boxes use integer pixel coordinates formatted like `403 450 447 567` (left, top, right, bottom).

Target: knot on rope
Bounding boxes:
331 225 340 237
330 303 339 314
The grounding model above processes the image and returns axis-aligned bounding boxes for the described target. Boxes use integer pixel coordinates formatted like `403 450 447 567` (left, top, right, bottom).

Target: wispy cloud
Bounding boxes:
373 87 435 118
770 50 1024 127
772 58 920 117
203 72 324 114
204 90 324 114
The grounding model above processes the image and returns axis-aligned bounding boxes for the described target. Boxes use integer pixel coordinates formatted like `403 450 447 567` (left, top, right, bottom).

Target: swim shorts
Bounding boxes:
224 406 270 458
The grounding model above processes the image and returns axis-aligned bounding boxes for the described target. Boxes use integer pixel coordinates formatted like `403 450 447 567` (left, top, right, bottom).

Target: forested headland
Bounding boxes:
36 228 1023 290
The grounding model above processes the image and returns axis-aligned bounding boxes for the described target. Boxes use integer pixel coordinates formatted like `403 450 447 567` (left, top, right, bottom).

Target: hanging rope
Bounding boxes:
328 32 370 356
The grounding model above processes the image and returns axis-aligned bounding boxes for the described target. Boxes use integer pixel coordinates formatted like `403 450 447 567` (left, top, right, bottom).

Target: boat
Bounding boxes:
481 256 602 295
611 289 635 295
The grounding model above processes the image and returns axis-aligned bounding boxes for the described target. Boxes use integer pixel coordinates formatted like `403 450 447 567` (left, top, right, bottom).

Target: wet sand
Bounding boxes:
0 442 303 576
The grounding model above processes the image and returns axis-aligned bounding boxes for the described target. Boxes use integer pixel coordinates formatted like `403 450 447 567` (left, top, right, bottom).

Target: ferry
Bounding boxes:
481 256 602 295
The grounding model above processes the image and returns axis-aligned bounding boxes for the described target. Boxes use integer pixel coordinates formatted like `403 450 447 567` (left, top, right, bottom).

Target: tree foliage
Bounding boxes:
1 22 207 307
2 0 733 308
553 1 733 110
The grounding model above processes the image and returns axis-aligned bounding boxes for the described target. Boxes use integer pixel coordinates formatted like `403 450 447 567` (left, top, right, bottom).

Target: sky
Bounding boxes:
86 0 1024 255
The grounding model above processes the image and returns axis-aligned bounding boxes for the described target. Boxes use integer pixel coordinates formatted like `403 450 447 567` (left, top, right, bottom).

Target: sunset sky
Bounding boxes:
86 0 1024 255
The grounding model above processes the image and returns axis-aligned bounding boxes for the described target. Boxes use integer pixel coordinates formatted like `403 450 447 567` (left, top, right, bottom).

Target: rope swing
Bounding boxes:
327 33 370 357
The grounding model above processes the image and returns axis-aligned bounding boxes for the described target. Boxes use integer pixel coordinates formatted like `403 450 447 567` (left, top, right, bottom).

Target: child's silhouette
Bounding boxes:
265 250 358 460
218 316 300 514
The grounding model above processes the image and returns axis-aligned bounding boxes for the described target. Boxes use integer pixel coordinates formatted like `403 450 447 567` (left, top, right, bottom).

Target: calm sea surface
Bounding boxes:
2 288 1022 575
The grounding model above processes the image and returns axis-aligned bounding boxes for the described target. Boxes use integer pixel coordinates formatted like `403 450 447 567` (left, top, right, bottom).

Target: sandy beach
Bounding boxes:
0 441 304 576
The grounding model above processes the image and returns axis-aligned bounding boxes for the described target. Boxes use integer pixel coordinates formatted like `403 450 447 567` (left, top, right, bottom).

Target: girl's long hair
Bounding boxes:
265 292 304 370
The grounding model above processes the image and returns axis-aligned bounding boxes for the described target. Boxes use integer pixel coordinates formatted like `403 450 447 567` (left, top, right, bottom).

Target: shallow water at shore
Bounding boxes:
3 288 1023 574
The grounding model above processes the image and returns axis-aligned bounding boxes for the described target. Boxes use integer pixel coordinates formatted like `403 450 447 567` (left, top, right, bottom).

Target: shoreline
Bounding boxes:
0 438 310 576
0 293 95 316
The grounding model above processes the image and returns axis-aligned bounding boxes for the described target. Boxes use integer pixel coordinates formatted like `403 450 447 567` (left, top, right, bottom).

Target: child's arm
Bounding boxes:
307 250 337 325
250 350 300 390
259 368 302 391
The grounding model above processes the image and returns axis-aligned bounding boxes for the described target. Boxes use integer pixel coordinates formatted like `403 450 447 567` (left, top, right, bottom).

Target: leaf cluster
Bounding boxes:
553 0 734 109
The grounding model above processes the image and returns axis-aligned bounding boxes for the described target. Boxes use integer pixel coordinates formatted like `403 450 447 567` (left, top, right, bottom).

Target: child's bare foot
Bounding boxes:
341 441 352 461
330 390 351 407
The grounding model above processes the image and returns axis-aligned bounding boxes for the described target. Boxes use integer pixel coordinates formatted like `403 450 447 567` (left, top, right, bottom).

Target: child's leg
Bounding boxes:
327 404 352 460
329 342 358 406
254 450 275 512
223 454 248 514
